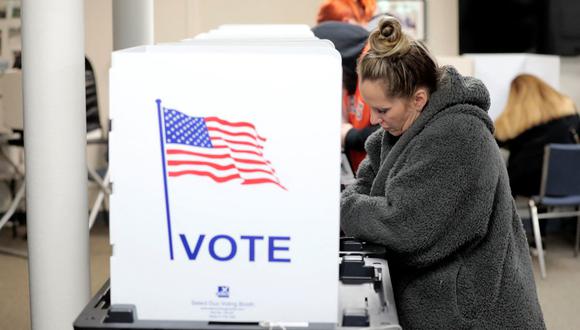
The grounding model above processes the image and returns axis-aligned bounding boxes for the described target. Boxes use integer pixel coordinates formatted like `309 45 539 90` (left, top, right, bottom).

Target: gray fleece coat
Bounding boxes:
341 66 545 329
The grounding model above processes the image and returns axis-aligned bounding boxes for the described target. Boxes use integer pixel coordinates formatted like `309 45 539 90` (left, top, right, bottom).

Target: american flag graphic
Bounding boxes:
161 106 286 190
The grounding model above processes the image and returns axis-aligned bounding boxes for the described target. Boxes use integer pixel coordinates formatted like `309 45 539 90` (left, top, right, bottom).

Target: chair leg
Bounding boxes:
529 200 547 279
88 191 104 230
103 189 110 211
88 169 110 230
575 210 580 258
0 182 25 231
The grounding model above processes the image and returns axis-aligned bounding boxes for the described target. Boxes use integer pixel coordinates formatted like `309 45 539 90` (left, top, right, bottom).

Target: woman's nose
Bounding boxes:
370 111 381 125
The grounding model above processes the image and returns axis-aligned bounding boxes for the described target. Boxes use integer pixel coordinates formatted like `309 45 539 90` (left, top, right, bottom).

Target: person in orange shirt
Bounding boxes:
342 44 376 172
317 0 376 26
313 0 379 172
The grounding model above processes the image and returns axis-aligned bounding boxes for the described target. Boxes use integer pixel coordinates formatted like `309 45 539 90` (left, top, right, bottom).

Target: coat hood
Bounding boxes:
423 65 493 133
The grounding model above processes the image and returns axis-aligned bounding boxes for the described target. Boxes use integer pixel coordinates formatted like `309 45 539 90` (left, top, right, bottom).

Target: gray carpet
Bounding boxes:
1 222 579 329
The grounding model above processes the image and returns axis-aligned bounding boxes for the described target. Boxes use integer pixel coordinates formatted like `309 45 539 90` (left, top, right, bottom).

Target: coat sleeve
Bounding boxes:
342 129 383 195
341 114 501 269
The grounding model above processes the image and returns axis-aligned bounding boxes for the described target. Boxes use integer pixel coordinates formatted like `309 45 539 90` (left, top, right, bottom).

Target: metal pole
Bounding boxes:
21 0 90 328
113 0 154 50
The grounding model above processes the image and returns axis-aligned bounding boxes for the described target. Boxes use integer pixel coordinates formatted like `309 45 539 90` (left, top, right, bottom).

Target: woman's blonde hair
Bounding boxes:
494 74 578 141
357 17 440 98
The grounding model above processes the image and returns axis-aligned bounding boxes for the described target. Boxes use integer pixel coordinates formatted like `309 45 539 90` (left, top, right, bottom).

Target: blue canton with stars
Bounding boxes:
163 108 213 148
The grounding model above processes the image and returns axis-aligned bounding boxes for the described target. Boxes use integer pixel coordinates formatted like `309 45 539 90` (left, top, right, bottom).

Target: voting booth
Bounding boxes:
464 53 560 120
74 24 401 330
107 25 341 325
193 24 315 40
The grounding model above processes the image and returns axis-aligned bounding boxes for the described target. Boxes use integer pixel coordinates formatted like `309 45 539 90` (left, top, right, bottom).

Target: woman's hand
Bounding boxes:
341 123 353 147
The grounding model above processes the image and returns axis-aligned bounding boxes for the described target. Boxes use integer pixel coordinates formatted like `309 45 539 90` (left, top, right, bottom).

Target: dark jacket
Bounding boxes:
311 21 368 95
499 114 580 197
341 66 545 329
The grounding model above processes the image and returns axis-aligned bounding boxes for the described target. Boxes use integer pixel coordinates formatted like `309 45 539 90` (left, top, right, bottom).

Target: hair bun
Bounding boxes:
368 16 411 58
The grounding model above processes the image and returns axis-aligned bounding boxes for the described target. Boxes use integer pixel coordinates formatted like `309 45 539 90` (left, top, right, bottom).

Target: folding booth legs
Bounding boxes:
575 214 580 257
529 200 547 279
88 169 110 230
0 182 25 231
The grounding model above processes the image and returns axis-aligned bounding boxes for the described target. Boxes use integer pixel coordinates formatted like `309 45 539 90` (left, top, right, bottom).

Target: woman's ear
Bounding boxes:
413 88 429 112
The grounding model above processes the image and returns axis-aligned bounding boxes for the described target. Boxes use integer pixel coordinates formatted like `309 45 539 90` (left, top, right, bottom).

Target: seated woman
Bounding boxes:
495 74 580 244
495 74 580 198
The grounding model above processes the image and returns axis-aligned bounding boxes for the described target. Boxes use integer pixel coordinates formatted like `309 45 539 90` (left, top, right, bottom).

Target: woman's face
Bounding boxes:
360 80 427 136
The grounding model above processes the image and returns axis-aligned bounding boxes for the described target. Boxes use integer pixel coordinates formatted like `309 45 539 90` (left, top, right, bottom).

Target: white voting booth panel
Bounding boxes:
217 24 313 33
109 40 341 324
162 40 336 54
195 24 315 40
465 53 560 120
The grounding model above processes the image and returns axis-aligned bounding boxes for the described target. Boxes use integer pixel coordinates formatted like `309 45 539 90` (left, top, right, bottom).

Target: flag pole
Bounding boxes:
156 99 175 260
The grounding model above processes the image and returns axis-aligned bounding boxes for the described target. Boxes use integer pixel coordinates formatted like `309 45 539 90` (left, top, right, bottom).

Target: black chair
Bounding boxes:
0 57 108 234
85 57 110 229
528 143 580 279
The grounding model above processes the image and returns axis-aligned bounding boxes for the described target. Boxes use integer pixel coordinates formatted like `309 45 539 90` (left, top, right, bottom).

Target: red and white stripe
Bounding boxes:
166 117 285 190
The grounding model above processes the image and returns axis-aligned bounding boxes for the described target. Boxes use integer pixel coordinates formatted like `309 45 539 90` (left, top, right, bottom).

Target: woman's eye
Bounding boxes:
376 108 388 114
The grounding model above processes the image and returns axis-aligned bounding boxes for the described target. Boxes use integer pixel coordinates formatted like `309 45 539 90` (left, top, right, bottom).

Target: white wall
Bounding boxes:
154 0 190 43
425 0 458 56
560 56 580 108
154 0 321 43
